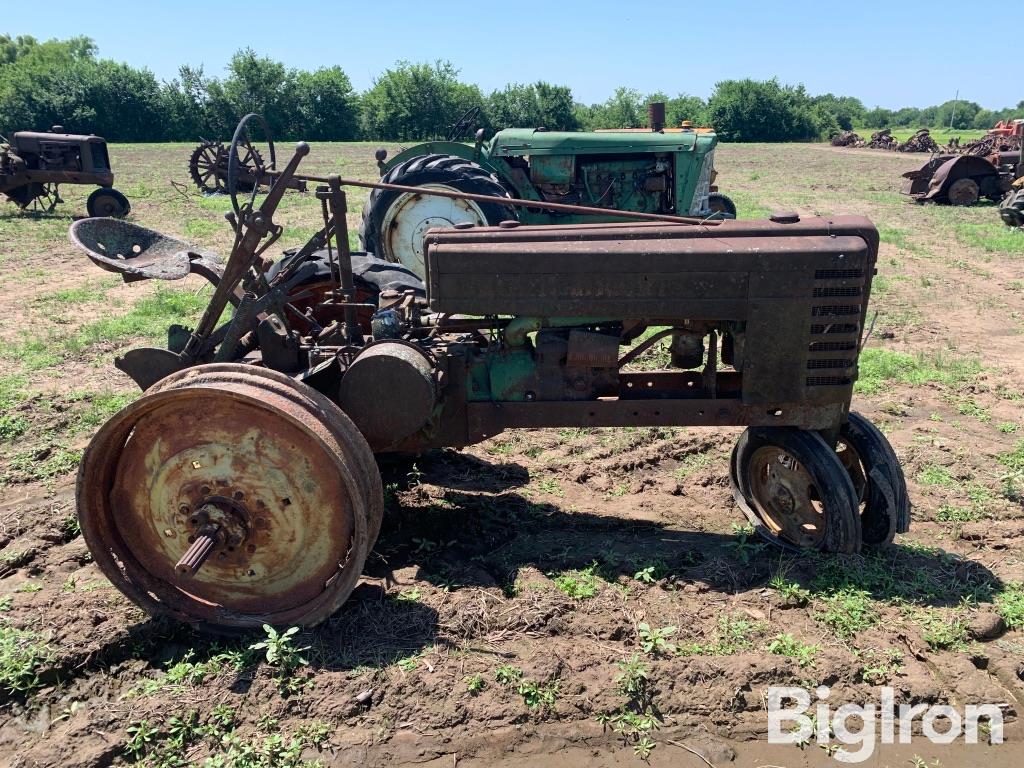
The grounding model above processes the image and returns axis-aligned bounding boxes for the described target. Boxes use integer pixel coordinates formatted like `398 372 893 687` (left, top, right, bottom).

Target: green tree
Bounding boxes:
293 67 360 140
705 78 826 141
360 60 483 141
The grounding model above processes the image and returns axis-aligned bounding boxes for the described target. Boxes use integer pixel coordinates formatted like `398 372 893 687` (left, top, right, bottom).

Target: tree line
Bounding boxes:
1 35 1019 144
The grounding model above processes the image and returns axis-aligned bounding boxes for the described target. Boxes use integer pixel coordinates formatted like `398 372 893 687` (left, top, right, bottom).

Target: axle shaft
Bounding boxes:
175 528 220 576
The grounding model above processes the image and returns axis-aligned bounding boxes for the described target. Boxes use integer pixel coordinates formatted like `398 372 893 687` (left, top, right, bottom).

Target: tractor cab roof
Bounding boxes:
489 128 716 156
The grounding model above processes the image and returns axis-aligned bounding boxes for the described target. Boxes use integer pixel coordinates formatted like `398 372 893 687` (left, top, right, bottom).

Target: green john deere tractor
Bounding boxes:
361 118 732 276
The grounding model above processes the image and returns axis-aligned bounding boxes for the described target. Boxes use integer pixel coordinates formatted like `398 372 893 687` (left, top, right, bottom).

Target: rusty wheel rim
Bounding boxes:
78 365 379 629
746 446 827 549
835 438 867 507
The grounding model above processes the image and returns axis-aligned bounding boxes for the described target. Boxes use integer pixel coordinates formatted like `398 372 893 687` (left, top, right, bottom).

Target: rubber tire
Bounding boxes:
840 412 910 547
359 154 515 265
731 427 862 554
708 193 737 218
1000 188 1024 228
87 187 130 218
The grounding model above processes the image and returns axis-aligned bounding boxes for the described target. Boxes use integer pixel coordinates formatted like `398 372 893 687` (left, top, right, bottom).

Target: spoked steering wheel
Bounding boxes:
228 113 278 218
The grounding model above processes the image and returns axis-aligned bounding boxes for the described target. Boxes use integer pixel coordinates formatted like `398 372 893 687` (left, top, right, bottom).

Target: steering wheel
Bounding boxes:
228 113 277 217
446 106 482 142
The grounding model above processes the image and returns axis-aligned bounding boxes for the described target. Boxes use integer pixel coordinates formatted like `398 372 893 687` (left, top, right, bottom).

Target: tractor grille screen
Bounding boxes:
90 143 110 171
805 268 867 388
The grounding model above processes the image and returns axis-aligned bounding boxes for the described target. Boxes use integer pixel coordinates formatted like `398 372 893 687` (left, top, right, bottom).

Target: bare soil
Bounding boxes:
0 142 1022 767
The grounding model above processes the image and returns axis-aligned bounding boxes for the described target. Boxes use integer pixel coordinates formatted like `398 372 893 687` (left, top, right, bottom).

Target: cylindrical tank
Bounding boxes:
337 342 436 451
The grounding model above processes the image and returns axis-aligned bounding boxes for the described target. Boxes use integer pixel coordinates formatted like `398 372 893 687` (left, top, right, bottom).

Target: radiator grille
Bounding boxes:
806 375 852 386
815 269 864 280
810 323 859 335
813 286 862 298
812 304 861 317
809 340 857 352
807 267 866 387
808 358 855 370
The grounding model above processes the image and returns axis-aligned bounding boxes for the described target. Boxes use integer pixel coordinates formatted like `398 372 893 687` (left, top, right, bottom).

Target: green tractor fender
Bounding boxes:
378 141 541 202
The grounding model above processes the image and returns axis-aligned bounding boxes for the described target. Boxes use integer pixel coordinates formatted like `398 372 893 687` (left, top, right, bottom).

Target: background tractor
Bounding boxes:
361 103 733 276
65 116 908 631
1 126 129 216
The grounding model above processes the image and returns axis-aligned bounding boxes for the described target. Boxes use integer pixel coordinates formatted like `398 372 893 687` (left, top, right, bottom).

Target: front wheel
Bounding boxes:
87 187 130 218
730 427 861 553
359 154 515 277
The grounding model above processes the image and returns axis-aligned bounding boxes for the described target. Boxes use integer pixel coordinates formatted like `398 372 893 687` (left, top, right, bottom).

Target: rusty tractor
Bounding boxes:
68 115 910 631
901 151 1021 206
1 126 129 216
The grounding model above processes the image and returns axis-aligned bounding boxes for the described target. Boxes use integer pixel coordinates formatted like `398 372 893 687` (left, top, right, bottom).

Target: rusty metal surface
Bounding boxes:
77 364 381 629
466 398 849 440
918 155 997 202
337 341 437 451
69 218 223 282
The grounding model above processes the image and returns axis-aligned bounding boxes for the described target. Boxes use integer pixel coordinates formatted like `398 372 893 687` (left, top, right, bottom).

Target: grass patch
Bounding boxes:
917 465 955 487
552 562 602 599
766 634 819 667
679 613 765 656
856 347 981 395
818 587 879 639
728 190 772 219
674 449 715 480
877 225 913 251
953 223 1024 255
996 584 1024 629
0 622 52 695
6 286 211 371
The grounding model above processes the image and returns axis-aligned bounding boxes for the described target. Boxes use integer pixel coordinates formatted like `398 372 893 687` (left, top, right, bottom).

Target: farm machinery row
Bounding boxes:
67 114 909 632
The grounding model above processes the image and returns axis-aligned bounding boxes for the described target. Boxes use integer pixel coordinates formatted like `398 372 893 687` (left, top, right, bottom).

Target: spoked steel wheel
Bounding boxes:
730 427 861 553
77 364 382 630
189 140 226 193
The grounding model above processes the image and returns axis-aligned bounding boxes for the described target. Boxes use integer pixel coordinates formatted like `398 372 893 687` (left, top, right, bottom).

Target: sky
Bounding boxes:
2 0 1010 110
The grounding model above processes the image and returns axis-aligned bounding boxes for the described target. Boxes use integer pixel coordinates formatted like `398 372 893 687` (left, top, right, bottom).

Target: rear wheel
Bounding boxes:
708 193 737 218
730 427 861 553
359 154 515 277
1001 188 1024 228
77 364 382 631
87 187 130 218
946 178 980 206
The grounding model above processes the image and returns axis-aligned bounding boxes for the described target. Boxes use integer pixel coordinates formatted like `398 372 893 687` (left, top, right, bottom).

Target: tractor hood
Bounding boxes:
489 128 716 156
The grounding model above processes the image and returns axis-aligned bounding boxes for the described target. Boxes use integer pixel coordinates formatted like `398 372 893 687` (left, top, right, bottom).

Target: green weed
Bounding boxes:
766 634 819 667
818 588 879 639
0 622 51 695
856 348 981 396
996 583 1024 629
637 623 677 655
552 562 602 599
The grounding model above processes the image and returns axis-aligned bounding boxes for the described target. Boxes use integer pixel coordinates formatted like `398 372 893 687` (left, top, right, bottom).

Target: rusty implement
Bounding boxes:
902 153 1012 205
69 116 911 631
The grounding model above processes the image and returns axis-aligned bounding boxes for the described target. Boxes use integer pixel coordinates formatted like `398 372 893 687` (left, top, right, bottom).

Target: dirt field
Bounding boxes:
0 141 1023 768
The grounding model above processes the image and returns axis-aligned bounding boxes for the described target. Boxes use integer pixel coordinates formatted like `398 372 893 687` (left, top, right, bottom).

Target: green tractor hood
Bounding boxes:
488 128 716 156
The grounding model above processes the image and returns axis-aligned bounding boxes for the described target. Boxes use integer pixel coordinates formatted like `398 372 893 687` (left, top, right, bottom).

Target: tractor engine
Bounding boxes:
525 154 673 215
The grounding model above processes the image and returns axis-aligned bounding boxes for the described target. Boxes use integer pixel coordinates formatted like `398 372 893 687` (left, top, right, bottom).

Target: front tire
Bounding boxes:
730 427 861 554
359 154 515 277
87 187 130 218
